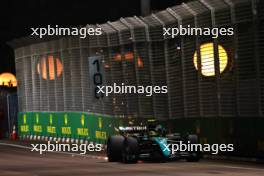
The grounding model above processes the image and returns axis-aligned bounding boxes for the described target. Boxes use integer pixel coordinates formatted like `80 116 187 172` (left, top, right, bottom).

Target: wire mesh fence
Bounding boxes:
13 0 263 120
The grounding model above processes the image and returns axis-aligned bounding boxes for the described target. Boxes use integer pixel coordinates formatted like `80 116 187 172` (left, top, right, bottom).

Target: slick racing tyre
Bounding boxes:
107 135 125 162
122 137 139 164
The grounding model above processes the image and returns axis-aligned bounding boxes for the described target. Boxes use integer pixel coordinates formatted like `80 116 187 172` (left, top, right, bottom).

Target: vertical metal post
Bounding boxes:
95 30 106 115
167 8 187 118
22 48 27 112
98 24 116 117
136 16 158 119
141 0 151 17
120 18 141 119
200 0 221 117
54 43 60 112
60 39 67 112
183 3 203 117
152 14 172 119
6 95 11 137
224 0 240 117
79 35 85 112
46 47 51 111
252 0 262 116
107 22 129 118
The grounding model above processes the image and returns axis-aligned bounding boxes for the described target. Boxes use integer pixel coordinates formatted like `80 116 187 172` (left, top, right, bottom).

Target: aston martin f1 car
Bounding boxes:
106 123 201 163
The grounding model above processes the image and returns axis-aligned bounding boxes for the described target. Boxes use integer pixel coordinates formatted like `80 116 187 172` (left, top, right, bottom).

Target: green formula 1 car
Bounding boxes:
107 123 201 163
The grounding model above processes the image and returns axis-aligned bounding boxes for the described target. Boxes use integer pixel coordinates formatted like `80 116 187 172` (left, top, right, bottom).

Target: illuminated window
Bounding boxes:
137 57 143 68
193 43 228 77
0 73 17 87
37 56 63 80
124 52 134 61
114 52 144 68
114 53 122 61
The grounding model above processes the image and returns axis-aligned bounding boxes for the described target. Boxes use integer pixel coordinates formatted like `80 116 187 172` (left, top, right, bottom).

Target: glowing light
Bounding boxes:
193 43 228 77
114 52 144 68
104 64 110 69
0 72 17 87
37 56 63 80
137 57 143 68
124 52 134 61
114 53 122 61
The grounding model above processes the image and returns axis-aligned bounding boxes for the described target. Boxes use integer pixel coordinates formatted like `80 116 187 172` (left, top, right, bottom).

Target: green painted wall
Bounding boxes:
18 112 126 144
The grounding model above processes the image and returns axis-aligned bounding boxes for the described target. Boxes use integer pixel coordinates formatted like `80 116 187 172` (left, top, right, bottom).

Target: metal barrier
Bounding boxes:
0 92 18 138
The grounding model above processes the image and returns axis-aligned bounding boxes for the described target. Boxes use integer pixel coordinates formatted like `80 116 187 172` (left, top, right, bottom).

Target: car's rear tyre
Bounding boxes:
186 134 201 162
107 135 124 162
122 137 139 164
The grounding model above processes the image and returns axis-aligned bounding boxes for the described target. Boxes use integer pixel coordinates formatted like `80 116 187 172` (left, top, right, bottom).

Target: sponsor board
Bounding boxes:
18 112 122 144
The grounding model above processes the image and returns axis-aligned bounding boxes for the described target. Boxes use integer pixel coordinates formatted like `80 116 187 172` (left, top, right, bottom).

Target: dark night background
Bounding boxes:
0 0 184 75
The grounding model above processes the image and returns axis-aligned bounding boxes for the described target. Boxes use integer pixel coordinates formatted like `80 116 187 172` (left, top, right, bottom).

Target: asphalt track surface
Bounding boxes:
0 142 263 176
